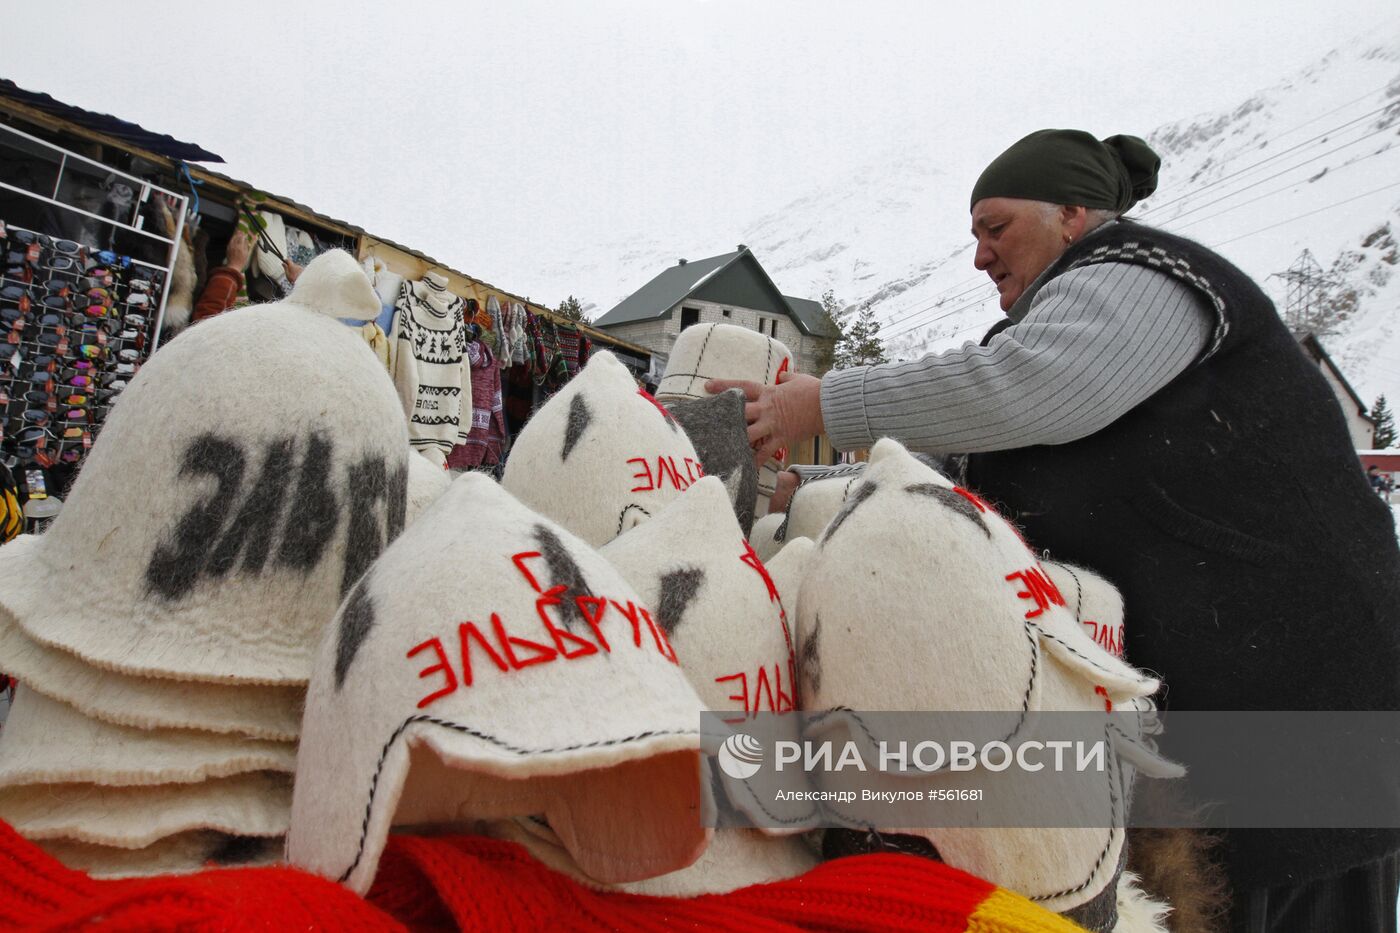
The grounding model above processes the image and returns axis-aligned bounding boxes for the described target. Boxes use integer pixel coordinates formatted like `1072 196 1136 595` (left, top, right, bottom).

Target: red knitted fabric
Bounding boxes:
0 819 1082 932
368 834 999 932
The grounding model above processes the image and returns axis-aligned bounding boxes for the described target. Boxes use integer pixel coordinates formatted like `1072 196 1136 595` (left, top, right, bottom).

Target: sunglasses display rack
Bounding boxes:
0 123 186 482
0 224 166 470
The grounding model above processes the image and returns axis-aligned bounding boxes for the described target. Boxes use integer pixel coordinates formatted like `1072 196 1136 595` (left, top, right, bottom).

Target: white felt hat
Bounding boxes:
0 614 301 740
0 688 295 788
38 832 283 879
798 439 1161 913
654 323 795 515
604 481 822 832
1043 561 1127 660
774 466 866 545
0 251 411 686
0 770 291 849
748 512 786 563
501 351 704 547
655 322 793 404
602 477 797 715
407 449 452 524
288 472 710 895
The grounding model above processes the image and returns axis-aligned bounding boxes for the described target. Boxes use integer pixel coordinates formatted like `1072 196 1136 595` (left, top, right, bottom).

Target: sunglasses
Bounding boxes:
123 314 148 328
34 312 77 330
47 238 82 257
20 409 49 425
0 285 29 301
124 293 150 309
33 332 68 350
115 348 140 363
44 256 78 273
1 307 27 326
8 231 36 246
14 425 50 445
77 344 107 359
36 295 69 311
127 278 152 294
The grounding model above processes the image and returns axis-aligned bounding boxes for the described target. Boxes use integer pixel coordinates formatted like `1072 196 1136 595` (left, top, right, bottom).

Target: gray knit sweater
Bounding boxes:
820 238 1213 454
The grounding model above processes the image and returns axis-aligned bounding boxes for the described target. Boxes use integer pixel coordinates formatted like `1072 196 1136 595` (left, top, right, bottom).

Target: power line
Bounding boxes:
1210 180 1400 248
1138 97 1396 217
1168 143 1397 233
1154 123 1396 226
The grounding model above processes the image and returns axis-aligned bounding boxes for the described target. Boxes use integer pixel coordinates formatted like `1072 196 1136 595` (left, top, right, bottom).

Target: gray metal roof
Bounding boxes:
783 295 842 339
596 248 837 339
0 79 224 163
594 250 745 327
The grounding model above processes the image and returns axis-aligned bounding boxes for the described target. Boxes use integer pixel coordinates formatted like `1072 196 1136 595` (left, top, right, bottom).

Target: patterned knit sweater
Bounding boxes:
391 279 472 466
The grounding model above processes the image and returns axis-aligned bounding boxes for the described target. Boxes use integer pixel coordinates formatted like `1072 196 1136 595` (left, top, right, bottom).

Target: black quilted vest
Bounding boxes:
965 221 1400 886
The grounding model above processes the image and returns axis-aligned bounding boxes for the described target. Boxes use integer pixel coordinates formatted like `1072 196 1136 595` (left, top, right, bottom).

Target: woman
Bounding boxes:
712 129 1400 933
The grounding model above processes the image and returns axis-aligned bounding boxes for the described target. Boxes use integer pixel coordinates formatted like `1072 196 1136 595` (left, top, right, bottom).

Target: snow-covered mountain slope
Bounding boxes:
542 35 1400 412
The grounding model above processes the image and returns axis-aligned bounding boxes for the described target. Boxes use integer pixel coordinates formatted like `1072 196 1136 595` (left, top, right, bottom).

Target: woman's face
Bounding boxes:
971 198 1074 311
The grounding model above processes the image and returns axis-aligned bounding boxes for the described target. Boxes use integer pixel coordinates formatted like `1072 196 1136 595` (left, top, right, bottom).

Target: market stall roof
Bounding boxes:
0 80 646 357
0 79 224 164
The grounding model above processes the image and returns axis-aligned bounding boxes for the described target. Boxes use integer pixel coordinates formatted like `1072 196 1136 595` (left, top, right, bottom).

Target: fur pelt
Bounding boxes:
1126 824 1229 933
156 199 197 334
1114 870 1172 933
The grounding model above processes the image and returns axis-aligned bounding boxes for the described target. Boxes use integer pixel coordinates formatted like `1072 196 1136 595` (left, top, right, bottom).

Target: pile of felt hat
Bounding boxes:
0 283 1178 932
0 251 425 876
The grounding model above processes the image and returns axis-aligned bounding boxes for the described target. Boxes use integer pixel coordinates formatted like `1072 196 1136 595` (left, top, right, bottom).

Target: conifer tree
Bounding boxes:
1372 394 1396 449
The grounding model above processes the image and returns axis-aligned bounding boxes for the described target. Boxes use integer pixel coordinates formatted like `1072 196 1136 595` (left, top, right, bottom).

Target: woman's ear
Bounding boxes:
1060 204 1090 244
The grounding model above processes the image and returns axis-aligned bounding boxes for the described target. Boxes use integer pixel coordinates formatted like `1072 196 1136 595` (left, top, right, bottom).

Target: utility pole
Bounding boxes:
1272 250 1337 336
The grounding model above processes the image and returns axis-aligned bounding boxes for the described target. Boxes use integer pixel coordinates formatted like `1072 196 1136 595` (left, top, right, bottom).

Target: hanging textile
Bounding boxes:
508 302 530 366
486 296 510 366
557 324 582 378
391 275 471 466
447 340 508 469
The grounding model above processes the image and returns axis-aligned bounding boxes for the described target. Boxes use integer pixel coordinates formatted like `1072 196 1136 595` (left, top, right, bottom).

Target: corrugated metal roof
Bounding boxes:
0 79 224 163
593 250 745 327
783 295 842 339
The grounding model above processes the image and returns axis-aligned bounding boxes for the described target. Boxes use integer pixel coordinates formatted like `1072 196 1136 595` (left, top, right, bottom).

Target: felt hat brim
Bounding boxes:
38 831 283 879
0 770 291 849
0 607 302 741
0 689 296 788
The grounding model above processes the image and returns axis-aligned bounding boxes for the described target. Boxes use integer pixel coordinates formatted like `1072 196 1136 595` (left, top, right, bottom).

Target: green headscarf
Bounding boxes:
969 129 1161 213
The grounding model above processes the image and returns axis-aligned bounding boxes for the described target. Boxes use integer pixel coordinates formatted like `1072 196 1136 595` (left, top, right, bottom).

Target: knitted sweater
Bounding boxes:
446 341 508 468
391 280 472 467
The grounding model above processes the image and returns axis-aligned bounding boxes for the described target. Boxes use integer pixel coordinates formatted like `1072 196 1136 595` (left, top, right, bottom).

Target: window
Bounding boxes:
722 308 731 318
680 307 700 330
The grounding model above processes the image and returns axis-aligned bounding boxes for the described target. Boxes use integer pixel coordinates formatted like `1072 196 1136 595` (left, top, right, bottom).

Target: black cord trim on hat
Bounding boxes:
1063 564 1085 624
686 325 721 398
1029 723 1123 904
803 616 1042 775
1037 631 1137 683
615 503 653 538
336 715 702 884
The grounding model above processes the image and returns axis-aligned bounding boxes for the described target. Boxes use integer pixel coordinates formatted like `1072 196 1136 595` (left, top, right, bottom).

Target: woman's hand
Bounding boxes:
222 229 256 273
705 371 824 467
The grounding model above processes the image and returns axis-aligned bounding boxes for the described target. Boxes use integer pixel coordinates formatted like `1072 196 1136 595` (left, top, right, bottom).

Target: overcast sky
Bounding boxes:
3 0 1398 293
